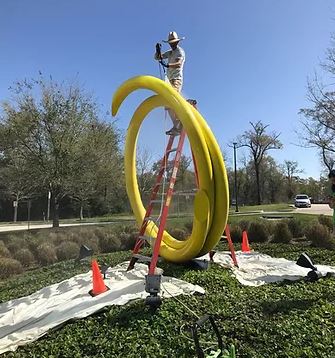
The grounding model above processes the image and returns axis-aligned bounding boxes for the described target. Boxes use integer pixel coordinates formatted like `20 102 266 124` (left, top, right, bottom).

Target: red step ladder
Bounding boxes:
128 100 198 307
128 129 187 272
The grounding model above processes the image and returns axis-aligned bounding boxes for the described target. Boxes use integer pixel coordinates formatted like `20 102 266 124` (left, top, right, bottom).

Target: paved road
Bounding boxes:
0 221 131 233
295 204 333 216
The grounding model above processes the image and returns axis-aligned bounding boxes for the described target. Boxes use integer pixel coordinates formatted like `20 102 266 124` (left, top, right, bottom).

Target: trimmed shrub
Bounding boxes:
272 222 292 244
93 227 108 240
119 231 138 250
99 234 121 253
248 221 269 243
0 258 23 279
87 237 100 254
238 220 250 232
56 241 80 261
230 225 242 243
14 248 35 267
110 224 124 236
6 235 27 254
36 243 58 266
123 225 139 234
113 224 138 236
71 232 100 253
49 232 68 246
317 215 333 231
184 221 193 234
27 235 45 257
61 230 78 243
70 234 84 246
169 228 187 241
44 232 58 244
305 223 335 250
287 218 304 238
0 240 11 258
264 220 276 236
70 231 87 246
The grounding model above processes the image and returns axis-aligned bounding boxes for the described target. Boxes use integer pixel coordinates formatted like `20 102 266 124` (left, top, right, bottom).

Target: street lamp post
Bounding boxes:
233 142 239 213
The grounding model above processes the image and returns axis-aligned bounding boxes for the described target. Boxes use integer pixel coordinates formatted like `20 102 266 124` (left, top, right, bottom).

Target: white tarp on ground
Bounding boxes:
0 262 204 354
205 251 335 286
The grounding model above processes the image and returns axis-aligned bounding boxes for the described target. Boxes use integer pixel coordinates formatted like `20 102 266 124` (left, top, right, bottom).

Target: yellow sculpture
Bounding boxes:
112 76 229 262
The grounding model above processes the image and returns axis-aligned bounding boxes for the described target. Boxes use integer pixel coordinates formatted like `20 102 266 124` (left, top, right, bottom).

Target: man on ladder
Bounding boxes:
126 32 193 307
154 31 185 136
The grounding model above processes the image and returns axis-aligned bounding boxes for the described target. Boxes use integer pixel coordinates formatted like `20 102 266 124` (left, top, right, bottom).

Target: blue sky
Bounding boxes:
1 0 334 178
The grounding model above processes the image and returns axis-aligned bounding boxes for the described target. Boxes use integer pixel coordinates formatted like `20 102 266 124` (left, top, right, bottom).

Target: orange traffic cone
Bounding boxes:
242 231 251 253
89 260 109 297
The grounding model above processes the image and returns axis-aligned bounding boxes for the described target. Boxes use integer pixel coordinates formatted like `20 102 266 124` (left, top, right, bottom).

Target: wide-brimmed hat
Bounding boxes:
163 31 185 43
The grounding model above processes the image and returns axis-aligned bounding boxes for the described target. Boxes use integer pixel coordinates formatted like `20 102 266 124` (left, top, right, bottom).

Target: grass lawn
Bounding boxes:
168 208 318 230
0 203 294 228
58 204 294 223
230 203 295 213
1 242 335 358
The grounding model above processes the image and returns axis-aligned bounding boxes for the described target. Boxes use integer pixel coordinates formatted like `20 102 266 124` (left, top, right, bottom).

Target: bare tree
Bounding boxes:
263 157 285 203
136 147 154 199
237 121 282 204
300 34 335 172
152 154 194 192
283 160 303 200
0 154 36 222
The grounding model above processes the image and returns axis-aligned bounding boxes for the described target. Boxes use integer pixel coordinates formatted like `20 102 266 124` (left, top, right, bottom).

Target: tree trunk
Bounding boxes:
13 205 18 222
255 164 262 205
80 204 84 221
52 194 60 228
270 182 276 203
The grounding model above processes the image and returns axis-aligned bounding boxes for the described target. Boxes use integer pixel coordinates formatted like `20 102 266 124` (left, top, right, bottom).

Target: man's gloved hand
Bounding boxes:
159 60 169 68
155 43 162 60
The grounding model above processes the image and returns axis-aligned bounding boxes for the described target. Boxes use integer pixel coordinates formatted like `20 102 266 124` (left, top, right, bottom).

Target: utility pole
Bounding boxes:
233 142 239 213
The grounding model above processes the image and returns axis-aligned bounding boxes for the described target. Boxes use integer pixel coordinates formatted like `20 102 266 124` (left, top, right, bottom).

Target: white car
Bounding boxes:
294 194 311 208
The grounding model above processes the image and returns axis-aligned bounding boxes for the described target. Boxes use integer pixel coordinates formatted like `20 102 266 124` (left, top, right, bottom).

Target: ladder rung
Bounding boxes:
138 235 153 242
133 254 152 262
167 148 177 154
132 254 162 263
150 200 163 204
143 216 153 221
144 216 160 223
169 132 180 137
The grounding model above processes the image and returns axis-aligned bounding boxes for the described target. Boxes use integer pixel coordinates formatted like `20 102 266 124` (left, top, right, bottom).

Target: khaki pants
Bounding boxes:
167 79 183 129
169 79 183 93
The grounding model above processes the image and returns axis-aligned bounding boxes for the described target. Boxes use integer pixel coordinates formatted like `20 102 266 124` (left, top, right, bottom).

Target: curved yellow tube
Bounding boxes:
112 75 229 262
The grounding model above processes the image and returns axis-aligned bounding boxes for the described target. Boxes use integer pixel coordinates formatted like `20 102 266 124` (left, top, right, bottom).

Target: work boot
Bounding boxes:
175 121 183 133
165 127 180 136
